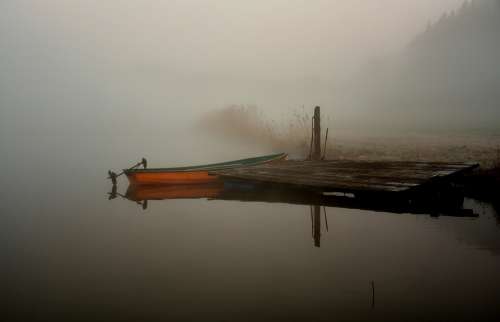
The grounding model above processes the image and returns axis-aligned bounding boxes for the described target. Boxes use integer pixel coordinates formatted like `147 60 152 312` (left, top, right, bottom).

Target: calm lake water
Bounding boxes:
3 135 500 322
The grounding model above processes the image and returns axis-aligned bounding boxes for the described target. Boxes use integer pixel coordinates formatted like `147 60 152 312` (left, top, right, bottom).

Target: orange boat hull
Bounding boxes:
125 171 220 185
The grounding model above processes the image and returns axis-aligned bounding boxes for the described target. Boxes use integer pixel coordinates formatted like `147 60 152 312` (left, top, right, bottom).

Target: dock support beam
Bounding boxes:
312 106 321 161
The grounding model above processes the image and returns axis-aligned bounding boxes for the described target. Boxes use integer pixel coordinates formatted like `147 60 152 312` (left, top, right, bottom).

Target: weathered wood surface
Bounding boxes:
212 160 479 193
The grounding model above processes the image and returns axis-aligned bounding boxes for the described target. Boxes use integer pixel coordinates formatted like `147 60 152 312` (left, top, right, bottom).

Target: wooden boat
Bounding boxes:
124 153 287 185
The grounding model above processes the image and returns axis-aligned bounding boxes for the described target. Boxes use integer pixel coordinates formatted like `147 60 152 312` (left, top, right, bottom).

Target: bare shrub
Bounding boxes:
198 105 312 157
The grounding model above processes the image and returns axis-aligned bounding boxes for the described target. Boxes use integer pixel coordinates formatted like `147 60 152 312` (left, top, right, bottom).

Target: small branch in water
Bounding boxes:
371 280 375 309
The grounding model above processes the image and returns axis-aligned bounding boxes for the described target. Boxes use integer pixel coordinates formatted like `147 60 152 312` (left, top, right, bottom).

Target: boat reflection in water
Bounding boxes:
109 180 477 247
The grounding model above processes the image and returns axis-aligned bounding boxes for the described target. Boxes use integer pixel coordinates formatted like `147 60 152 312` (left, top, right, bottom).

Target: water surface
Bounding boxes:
3 135 500 322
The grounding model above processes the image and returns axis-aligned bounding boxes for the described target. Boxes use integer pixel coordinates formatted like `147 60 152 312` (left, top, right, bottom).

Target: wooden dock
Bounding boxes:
208 107 478 197
212 160 478 195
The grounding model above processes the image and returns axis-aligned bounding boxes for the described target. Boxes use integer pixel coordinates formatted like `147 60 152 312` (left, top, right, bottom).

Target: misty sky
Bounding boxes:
0 0 464 136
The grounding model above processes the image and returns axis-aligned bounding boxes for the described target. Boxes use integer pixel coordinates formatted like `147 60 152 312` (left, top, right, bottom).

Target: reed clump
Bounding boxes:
198 105 312 157
199 105 500 167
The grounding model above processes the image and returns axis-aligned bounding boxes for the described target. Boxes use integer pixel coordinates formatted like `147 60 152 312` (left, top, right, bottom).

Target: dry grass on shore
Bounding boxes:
199 105 500 168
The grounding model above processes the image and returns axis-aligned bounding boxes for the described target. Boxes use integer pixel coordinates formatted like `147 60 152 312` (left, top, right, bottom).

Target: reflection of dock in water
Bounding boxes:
110 181 477 247
121 181 478 217
207 182 476 217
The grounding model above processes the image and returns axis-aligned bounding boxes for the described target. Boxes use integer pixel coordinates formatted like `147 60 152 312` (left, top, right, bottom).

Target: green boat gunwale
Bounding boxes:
124 153 287 173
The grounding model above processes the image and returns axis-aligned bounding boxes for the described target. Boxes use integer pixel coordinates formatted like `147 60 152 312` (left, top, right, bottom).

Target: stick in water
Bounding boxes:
371 280 375 309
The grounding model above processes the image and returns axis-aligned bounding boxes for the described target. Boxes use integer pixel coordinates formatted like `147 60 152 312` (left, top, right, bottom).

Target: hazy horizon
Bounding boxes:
1 0 469 138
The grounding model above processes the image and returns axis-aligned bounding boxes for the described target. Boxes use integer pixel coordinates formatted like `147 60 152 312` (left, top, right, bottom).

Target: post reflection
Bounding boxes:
312 205 321 247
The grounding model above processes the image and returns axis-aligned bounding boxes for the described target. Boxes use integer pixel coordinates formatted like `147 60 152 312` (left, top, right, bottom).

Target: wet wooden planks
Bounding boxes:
212 160 479 194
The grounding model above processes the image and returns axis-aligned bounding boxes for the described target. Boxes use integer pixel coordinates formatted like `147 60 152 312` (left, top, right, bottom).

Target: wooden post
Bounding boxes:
312 106 321 161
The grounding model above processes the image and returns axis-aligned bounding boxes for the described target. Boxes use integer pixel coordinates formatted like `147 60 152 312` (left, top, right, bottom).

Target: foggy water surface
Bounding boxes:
2 135 500 322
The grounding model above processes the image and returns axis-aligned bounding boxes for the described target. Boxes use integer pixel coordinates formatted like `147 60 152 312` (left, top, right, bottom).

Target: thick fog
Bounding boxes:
1 0 469 139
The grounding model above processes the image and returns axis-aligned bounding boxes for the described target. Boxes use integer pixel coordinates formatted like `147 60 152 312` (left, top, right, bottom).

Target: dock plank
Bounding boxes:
212 160 478 194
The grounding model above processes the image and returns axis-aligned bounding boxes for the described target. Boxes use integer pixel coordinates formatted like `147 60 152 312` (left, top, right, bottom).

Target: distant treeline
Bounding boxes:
349 0 500 132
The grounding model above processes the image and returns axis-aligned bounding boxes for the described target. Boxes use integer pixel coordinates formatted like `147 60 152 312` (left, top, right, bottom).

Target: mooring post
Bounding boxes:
313 106 321 161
